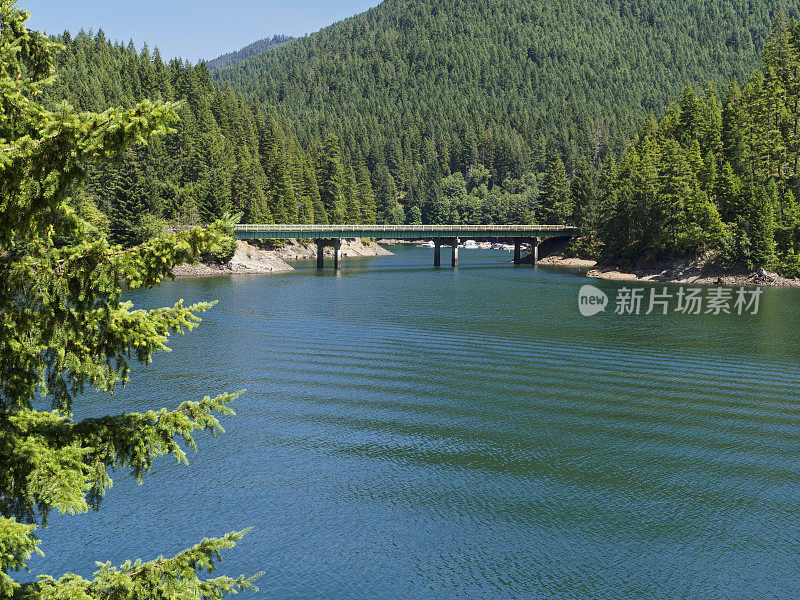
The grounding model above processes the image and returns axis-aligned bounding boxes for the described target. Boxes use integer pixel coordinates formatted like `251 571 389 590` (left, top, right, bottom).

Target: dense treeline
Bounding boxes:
402 14 800 275
44 30 377 246
42 4 800 275
206 35 294 72
213 0 798 215
563 17 800 276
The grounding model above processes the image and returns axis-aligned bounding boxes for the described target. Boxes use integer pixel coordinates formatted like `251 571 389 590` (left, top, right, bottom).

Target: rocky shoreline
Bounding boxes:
539 254 800 288
173 243 800 287
537 255 598 268
269 238 393 261
172 239 392 277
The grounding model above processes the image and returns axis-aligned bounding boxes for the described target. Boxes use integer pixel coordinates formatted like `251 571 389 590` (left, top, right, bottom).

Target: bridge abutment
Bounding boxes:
434 239 442 267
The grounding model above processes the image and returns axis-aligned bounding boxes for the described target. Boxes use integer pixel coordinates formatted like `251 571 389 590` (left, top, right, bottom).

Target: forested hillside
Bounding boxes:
213 0 798 203
42 1 800 270
207 35 294 71
45 31 377 245
569 17 800 276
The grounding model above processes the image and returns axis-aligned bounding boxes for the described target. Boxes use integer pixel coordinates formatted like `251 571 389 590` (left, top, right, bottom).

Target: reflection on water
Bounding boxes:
32 247 800 599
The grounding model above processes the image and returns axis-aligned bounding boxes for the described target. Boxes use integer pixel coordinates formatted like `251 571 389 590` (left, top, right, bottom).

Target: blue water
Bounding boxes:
31 246 800 599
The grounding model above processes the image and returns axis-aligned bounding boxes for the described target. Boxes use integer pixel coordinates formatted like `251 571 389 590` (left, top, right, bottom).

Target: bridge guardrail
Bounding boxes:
234 224 577 232
234 225 578 241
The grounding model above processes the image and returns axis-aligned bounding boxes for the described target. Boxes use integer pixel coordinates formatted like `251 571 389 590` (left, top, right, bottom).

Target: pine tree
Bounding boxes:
699 86 724 159
407 205 423 225
722 83 748 172
677 86 703 148
373 163 398 224
302 157 326 224
0 4 257 597
319 134 346 223
539 157 573 225
110 150 150 245
655 140 693 256
266 141 297 223
570 158 601 255
746 179 777 267
715 161 744 221
356 158 377 224
344 163 361 224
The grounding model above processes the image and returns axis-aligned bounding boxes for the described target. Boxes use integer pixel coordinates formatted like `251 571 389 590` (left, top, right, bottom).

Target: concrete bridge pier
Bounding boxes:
433 237 459 267
316 239 325 269
512 237 539 265
315 238 343 269
332 238 342 270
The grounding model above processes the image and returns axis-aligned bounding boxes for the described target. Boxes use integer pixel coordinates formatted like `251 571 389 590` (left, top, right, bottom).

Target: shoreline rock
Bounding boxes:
537 255 598 268
172 241 294 277
537 252 800 287
172 238 392 277
269 238 393 261
585 254 800 288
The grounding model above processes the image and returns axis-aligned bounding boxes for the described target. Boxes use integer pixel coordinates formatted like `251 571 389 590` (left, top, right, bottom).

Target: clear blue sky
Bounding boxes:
22 0 381 62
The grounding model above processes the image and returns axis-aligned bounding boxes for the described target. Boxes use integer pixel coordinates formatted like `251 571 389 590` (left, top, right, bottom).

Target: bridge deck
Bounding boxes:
235 224 577 240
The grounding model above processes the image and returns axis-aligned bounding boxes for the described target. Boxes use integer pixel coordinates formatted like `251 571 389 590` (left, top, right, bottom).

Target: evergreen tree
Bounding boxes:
319 134 347 223
746 179 777 267
570 158 602 255
356 159 377 224
266 142 297 223
42 30 336 236
715 161 744 221
303 157 327 224
374 163 398 224
539 157 573 225
110 151 150 245
389 203 406 225
0 4 257 597
407 205 423 225
212 0 793 191
344 163 361 224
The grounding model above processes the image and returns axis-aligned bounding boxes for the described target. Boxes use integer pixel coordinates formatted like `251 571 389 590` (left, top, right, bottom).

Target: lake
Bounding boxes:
33 245 800 599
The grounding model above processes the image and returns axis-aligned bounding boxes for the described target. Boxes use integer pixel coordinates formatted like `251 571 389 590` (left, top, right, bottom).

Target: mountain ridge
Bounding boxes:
206 34 294 71
212 0 799 183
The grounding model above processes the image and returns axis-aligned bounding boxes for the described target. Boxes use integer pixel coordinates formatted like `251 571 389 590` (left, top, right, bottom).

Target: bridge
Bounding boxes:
234 224 578 269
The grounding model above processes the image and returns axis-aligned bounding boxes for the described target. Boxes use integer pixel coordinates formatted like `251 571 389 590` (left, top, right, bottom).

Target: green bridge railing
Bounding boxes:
234 224 578 240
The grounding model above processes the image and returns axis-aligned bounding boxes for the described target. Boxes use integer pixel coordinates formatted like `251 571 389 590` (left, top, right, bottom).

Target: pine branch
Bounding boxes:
0 5 256 597
17 530 261 600
0 392 243 524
